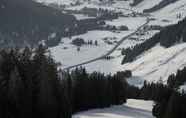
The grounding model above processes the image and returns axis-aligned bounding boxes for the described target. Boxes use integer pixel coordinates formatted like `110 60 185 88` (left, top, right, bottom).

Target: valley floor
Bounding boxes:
73 99 154 118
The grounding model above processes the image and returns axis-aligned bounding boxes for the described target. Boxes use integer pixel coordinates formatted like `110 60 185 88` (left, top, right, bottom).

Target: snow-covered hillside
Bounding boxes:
149 0 186 26
82 43 186 86
37 0 186 84
50 16 146 68
73 99 154 118
132 0 164 12
124 43 186 83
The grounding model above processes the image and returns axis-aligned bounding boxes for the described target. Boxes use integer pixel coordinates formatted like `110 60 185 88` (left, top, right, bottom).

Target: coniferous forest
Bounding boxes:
0 45 185 118
0 45 134 118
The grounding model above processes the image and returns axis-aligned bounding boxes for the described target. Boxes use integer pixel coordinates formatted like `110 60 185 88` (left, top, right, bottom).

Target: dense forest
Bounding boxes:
0 45 134 118
121 17 186 64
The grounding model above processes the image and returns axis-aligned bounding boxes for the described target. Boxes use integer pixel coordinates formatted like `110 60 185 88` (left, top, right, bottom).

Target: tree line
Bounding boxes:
0 45 134 118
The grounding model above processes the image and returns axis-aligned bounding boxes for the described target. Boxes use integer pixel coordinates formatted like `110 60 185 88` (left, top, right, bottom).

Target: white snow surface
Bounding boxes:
83 30 159 74
42 0 186 85
149 0 186 26
36 0 78 5
73 14 96 20
83 43 186 87
133 0 163 12
72 99 154 118
123 43 186 83
50 30 132 68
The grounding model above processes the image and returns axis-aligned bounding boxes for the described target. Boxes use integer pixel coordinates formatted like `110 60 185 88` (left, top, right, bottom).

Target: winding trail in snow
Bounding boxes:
63 17 150 70
62 6 150 70
73 99 154 118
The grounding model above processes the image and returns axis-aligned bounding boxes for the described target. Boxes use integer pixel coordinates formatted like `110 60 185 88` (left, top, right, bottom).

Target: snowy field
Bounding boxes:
149 0 186 26
73 99 154 118
38 0 186 84
50 15 146 68
50 30 132 68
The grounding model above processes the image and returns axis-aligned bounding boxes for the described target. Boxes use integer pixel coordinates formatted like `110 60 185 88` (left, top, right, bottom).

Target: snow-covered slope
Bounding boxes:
73 99 154 118
43 0 186 85
149 0 186 26
84 43 186 84
123 43 186 83
133 0 163 12
50 16 146 68
78 30 158 74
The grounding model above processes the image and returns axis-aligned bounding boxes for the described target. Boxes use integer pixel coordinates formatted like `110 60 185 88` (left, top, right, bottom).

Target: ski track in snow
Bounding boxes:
73 99 154 118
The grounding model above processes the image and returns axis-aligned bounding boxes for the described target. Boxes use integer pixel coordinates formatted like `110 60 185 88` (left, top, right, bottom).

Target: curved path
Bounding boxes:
63 17 149 70
73 99 154 118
